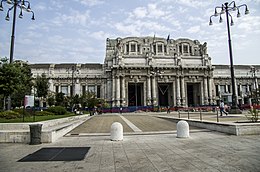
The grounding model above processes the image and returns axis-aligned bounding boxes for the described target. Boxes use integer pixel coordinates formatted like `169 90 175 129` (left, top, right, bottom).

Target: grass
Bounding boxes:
0 113 81 123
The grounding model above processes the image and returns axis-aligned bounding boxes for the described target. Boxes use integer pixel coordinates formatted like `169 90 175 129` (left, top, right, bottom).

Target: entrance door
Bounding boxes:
187 83 201 107
128 83 143 106
158 83 172 106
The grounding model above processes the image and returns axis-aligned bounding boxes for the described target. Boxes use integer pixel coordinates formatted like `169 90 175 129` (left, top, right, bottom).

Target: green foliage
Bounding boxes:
35 73 49 98
12 108 31 116
46 106 67 115
35 111 54 116
55 92 65 106
0 110 21 119
47 96 55 107
0 60 33 109
246 108 259 122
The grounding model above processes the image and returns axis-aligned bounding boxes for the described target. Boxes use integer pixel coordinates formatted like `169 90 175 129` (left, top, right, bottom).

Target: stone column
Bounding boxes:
208 77 213 104
121 76 126 106
116 76 120 107
176 76 181 106
152 76 156 105
204 77 208 105
147 76 151 105
112 76 116 107
181 76 185 106
172 80 176 107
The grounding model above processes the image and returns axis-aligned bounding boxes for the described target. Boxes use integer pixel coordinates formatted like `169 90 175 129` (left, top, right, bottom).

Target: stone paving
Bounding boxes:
0 113 260 172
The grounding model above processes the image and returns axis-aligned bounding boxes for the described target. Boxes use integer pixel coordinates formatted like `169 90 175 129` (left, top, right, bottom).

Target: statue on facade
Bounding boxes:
200 42 207 55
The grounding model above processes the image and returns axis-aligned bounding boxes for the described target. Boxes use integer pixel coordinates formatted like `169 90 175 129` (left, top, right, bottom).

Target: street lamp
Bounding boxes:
0 0 35 63
1 0 34 110
209 1 249 114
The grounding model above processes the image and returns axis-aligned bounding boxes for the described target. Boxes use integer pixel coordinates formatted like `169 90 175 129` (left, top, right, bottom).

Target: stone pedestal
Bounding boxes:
177 120 189 138
110 122 123 141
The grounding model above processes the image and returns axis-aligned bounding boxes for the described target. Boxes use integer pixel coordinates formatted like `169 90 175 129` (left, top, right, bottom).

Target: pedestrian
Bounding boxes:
167 106 171 114
219 100 228 116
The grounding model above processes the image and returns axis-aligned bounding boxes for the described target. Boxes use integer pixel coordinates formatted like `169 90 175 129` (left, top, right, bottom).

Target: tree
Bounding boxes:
55 92 65 106
35 73 49 107
0 60 33 110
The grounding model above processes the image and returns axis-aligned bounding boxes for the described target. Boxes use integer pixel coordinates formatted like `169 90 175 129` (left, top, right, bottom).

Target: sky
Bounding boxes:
0 0 260 65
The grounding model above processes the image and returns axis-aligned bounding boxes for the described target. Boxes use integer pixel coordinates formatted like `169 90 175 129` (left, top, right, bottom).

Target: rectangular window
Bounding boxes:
242 85 247 93
61 86 68 96
82 85 86 95
179 45 182 53
228 85 231 93
97 85 101 98
215 85 219 96
157 44 163 53
88 85 95 93
220 85 225 93
153 44 156 54
183 45 188 53
55 86 59 93
130 44 136 52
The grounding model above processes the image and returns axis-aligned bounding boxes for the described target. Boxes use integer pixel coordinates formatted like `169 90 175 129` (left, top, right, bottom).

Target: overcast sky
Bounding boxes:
0 0 260 65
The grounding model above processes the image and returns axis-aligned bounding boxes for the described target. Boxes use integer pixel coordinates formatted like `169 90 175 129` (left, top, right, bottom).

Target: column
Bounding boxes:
176 76 181 106
147 76 151 106
116 76 120 107
152 76 156 105
121 76 126 106
208 77 213 104
172 79 176 107
112 76 115 107
181 76 185 106
204 77 208 105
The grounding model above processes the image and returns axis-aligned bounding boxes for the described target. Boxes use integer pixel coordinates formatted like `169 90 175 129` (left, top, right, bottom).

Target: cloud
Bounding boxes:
73 0 104 6
133 7 147 18
186 25 200 33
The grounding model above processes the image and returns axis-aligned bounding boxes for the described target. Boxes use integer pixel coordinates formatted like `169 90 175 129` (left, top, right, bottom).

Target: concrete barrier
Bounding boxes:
110 122 123 141
177 120 189 138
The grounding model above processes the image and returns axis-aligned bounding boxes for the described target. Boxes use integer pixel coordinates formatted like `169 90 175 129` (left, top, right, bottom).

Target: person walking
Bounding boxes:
219 100 228 116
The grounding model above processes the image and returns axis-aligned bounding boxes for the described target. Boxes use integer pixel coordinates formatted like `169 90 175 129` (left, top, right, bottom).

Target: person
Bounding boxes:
219 100 228 116
167 106 171 114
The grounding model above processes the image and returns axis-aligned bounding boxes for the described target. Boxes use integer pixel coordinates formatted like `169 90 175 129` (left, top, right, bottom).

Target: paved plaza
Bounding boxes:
0 113 260 172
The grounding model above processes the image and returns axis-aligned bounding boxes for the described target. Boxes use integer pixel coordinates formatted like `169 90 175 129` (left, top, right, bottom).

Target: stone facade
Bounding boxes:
30 37 259 107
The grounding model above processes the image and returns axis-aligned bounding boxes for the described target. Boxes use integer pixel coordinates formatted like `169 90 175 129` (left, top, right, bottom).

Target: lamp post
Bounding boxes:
1 0 34 110
0 0 35 63
209 1 249 114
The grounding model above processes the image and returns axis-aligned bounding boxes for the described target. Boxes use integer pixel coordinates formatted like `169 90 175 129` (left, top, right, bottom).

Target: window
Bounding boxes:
88 85 95 93
82 85 86 95
215 85 219 96
130 44 136 52
55 86 59 93
137 45 140 52
157 44 163 53
97 85 101 98
61 86 68 96
126 44 129 53
220 85 225 93
183 45 188 53
242 85 247 93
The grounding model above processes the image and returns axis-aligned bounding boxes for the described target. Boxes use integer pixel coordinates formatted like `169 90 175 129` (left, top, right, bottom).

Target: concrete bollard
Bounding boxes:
110 122 123 141
177 120 189 138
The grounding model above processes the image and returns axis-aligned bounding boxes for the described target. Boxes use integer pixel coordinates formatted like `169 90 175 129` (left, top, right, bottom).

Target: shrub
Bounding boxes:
46 106 67 115
35 111 54 116
13 108 31 116
246 108 259 122
0 110 21 119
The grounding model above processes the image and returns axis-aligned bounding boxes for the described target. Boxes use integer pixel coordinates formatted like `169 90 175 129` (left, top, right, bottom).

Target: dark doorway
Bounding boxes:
158 84 171 106
128 83 142 106
187 83 201 107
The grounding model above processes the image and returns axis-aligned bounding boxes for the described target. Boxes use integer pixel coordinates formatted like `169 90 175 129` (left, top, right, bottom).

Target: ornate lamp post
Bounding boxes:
1 0 34 110
0 0 35 63
209 1 249 114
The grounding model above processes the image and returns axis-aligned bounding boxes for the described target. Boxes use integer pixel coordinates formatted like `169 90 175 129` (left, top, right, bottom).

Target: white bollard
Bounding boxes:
177 120 189 138
110 122 123 141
